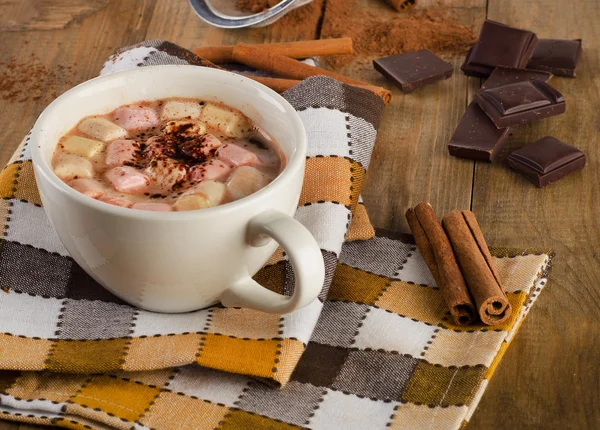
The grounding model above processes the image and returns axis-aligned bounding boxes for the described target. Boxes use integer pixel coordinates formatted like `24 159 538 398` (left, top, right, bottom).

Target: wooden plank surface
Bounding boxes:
318 0 485 230
469 1 600 428
0 0 598 429
0 0 158 167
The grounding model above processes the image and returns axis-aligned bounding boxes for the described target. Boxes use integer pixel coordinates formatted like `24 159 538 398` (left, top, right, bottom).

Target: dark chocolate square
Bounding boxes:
474 79 565 128
527 39 582 77
448 102 511 162
373 49 453 94
482 67 553 90
508 136 585 187
461 20 538 77
461 47 494 78
448 68 553 163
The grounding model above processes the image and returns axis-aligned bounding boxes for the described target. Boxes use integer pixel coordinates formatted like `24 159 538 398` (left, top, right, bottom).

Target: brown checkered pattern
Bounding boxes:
0 235 552 429
0 42 553 429
0 41 384 388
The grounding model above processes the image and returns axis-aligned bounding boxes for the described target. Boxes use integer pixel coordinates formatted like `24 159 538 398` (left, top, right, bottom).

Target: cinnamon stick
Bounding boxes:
193 38 354 64
232 43 369 87
406 203 476 326
442 210 511 326
247 76 392 106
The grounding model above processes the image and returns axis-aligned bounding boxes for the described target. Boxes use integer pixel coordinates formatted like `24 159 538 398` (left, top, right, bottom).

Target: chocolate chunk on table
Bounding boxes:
448 102 511 162
448 68 552 162
508 136 585 187
461 20 538 78
373 49 453 93
527 39 582 77
474 79 565 128
482 67 553 90
461 48 492 78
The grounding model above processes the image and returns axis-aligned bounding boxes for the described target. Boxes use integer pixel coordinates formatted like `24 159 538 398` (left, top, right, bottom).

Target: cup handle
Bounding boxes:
220 209 325 314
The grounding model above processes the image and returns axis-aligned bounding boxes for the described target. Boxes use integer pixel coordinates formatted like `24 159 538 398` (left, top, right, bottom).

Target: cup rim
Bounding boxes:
30 65 307 220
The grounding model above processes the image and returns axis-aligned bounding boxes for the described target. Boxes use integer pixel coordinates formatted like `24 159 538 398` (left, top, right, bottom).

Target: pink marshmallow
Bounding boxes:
113 106 159 131
105 139 138 167
189 160 232 182
216 144 261 168
69 178 106 199
201 134 223 153
100 195 133 208
105 166 150 193
132 202 173 212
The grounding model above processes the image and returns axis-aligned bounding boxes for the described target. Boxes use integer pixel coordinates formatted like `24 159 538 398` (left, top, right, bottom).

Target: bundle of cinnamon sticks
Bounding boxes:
192 38 392 106
406 203 511 326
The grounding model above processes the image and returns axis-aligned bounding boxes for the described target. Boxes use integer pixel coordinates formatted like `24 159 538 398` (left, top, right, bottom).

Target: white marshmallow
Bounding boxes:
54 154 94 181
226 166 270 201
78 117 128 142
61 136 105 159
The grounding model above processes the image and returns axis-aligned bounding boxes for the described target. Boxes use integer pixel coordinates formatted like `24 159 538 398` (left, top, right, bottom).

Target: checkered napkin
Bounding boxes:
0 42 553 429
0 41 380 384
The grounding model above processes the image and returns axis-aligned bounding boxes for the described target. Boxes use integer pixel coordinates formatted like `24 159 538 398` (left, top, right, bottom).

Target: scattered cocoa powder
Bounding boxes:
236 0 323 39
274 0 323 30
237 0 474 69
237 0 279 13
0 55 77 103
321 0 476 69
385 0 417 12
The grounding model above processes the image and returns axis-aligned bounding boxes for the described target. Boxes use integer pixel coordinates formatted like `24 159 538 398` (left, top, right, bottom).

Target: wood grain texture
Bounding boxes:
0 0 598 429
0 0 323 426
0 0 161 424
0 0 110 31
469 1 600 428
319 0 485 230
145 0 324 50
0 0 158 168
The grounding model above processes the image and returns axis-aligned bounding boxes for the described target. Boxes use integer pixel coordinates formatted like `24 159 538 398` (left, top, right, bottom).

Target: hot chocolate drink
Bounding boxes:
52 98 285 211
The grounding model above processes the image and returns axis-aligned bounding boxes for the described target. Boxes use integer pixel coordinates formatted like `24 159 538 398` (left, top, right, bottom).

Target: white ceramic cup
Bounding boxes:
30 65 325 313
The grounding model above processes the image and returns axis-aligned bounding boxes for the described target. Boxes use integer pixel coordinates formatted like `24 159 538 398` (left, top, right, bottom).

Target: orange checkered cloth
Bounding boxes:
0 42 553 429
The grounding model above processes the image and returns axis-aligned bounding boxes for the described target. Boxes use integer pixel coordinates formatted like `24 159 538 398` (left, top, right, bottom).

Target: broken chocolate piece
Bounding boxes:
461 20 538 77
482 67 553 90
507 136 585 187
448 103 511 162
373 49 453 94
461 47 494 78
448 68 553 162
474 79 565 128
527 39 582 78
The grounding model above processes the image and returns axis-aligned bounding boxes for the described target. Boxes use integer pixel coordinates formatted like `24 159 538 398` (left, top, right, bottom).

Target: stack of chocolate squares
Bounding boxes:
449 20 585 188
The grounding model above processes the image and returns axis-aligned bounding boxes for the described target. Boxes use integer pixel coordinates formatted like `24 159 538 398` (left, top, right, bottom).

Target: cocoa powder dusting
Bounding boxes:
241 0 323 38
323 0 476 69
0 55 77 103
237 0 279 13
237 0 474 69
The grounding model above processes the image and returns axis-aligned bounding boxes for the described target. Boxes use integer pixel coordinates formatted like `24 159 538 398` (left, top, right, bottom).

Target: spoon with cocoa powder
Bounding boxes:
189 0 298 28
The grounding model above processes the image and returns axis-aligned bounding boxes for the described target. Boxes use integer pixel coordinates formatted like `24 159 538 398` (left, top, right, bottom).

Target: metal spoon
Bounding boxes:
189 0 298 29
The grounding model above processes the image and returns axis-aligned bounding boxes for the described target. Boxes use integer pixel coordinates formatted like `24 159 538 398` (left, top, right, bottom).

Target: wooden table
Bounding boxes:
0 0 598 428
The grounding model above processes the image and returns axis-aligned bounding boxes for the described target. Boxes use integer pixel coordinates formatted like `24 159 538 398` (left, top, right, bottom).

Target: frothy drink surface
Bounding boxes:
52 98 286 211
